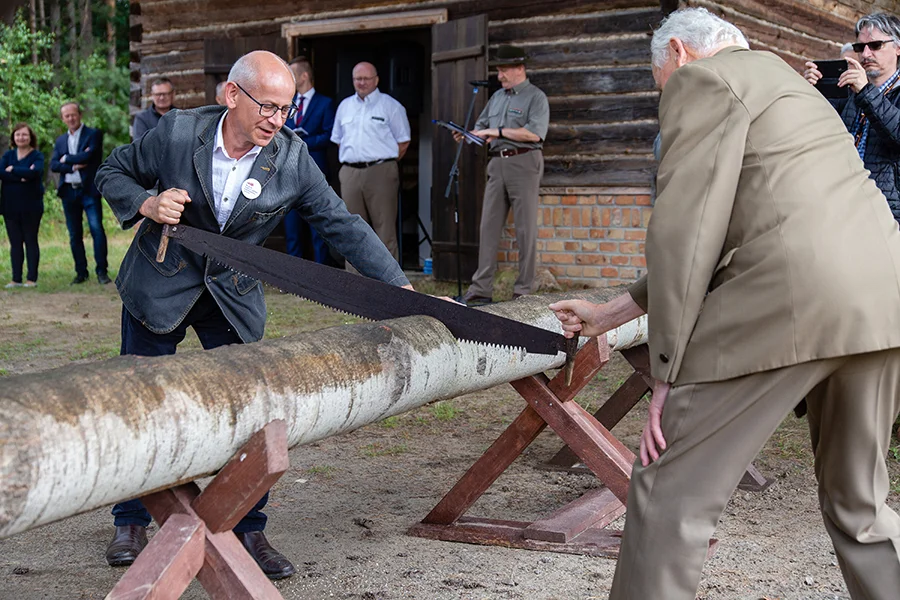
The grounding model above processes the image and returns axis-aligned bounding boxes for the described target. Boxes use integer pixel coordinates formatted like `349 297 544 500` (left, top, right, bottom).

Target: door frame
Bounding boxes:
281 8 447 59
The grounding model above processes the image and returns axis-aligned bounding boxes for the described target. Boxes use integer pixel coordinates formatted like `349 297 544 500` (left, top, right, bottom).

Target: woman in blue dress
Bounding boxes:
0 123 45 288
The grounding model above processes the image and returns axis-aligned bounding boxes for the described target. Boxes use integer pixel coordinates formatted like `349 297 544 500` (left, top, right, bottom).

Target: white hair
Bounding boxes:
651 7 749 68
226 51 295 89
840 42 854 55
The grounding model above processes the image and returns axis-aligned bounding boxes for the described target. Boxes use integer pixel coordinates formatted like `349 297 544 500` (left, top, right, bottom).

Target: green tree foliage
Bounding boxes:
0 15 67 159
62 52 131 156
0 8 129 182
0 5 130 227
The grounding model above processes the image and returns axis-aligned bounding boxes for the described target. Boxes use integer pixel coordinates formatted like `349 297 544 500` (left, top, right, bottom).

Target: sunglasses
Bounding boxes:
852 39 895 53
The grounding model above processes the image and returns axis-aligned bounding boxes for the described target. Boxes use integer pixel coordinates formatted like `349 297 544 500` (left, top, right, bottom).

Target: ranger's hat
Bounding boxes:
489 45 528 66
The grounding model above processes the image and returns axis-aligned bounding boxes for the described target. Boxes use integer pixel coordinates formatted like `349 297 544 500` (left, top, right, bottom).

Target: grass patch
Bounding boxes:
764 415 811 461
0 336 48 361
379 416 400 429
361 442 409 457
306 465 337 478
430 401 460 421
0 195 129 291
69 341 119 361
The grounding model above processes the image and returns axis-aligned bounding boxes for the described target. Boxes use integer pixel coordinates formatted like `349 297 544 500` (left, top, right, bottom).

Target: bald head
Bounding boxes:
352 61 379 99
227 50 295 94
221 50 297 153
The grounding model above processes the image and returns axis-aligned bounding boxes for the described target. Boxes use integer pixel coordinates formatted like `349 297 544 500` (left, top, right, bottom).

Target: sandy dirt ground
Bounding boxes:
1 286 897 599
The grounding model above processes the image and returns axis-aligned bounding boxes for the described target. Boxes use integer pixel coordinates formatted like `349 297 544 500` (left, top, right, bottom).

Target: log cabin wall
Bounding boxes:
131 0 899 289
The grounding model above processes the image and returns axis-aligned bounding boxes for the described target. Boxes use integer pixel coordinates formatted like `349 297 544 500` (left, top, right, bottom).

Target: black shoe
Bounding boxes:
460 291 493 306
105 525 148 567
71 274 89 285
235 531 296 580
97 272 112 285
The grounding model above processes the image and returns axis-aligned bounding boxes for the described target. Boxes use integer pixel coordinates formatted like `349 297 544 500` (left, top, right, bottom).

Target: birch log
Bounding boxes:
0 291 647 539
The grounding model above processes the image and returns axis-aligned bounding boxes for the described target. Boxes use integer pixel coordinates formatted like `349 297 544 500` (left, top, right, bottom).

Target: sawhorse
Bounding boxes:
106 420 289 600
409 338 719 557
544 344 772 493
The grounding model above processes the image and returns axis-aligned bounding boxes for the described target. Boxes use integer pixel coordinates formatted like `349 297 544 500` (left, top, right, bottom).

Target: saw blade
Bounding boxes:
164 224 567 356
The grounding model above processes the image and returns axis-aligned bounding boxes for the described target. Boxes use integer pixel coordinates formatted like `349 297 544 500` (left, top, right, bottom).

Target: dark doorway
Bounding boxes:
294 28 433 271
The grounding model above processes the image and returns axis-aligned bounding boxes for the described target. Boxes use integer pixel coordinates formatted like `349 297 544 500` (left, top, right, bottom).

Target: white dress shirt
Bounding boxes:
65 125 83 185
331 89 411 163
211 113 262 231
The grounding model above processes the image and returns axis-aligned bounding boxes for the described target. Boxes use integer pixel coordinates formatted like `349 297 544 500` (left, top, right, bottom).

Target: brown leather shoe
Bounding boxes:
235 531 296 580
105 525 148 566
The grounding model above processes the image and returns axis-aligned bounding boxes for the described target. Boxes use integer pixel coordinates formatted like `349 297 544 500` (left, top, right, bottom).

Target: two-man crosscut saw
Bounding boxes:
157 224 578 382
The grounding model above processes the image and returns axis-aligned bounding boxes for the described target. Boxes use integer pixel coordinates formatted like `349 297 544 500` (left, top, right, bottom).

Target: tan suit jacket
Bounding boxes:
629 47 900 385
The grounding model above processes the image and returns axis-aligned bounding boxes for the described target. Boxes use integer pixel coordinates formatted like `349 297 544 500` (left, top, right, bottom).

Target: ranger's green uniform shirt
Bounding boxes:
474 79 549 151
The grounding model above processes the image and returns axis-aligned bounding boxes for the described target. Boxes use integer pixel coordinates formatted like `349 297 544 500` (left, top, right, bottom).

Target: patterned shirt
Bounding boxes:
852 68 900 160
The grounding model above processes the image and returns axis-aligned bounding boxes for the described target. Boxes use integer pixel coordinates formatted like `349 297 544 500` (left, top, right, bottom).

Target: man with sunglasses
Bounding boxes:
804 13 900 222
95 50 411 580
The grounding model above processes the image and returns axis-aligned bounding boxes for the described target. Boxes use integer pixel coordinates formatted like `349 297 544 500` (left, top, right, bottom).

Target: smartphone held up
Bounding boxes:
814 59 849 100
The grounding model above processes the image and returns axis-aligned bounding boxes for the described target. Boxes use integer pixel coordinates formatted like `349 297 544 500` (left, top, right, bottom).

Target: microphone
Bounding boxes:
469 80 490 87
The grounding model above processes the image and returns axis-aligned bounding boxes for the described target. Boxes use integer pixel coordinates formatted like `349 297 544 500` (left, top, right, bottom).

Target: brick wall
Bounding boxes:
496 187 652 289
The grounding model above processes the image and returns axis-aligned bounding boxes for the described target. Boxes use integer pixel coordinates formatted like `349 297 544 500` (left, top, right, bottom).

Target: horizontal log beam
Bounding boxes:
0 292 647 539
543 156 656 187
544 122 658 155
549 93 659 124
489 7 663 43
530 67 655 95
520 36 652 68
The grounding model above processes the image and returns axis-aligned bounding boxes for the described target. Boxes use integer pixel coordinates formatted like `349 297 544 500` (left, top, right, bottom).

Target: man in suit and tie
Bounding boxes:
96 50 412 579
284 56 336 265
50 102 110 285
551 8 900 599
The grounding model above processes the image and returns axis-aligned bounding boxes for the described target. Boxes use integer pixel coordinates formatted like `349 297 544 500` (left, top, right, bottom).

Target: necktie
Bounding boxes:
296 95 305 123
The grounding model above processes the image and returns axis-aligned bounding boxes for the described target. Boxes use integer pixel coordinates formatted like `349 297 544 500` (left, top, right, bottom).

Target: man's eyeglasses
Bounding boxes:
852 39 895 53
235 83 297 120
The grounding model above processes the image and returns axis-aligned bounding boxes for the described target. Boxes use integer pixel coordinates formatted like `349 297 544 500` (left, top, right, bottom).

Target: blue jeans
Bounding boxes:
284 209 331 264
111 293 269 532
61 185 108 277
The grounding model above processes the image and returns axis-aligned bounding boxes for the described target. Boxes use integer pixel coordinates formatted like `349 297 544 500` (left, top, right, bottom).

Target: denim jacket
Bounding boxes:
96 105 408 342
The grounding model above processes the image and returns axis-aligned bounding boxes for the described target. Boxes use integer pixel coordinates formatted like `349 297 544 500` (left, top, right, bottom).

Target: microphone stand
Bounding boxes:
444 84 480 299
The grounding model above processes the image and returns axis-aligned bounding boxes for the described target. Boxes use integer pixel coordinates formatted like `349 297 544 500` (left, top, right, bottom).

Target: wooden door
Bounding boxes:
431 15 487 282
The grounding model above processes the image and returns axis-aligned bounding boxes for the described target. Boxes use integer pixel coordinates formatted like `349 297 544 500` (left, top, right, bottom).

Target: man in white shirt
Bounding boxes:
50 102 110 285
96 50 413 581
331 61 410 262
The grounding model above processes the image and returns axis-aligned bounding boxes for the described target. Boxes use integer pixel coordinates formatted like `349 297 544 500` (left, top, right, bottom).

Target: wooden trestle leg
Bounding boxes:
544 344 773 492
106 420 290 600
409 338 720 558
409 336 640 557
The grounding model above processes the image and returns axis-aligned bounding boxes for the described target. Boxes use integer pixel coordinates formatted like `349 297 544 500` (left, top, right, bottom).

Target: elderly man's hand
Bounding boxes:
640 379 670 466
548 299 609 338
140 187 192 225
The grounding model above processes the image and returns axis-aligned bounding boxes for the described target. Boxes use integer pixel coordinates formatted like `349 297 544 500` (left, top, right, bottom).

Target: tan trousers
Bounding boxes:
339 161 399 262
610 349 900 600
468 150 543 298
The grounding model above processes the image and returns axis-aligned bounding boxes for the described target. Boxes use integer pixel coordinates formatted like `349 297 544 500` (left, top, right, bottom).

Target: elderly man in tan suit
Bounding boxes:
551 8 900 600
